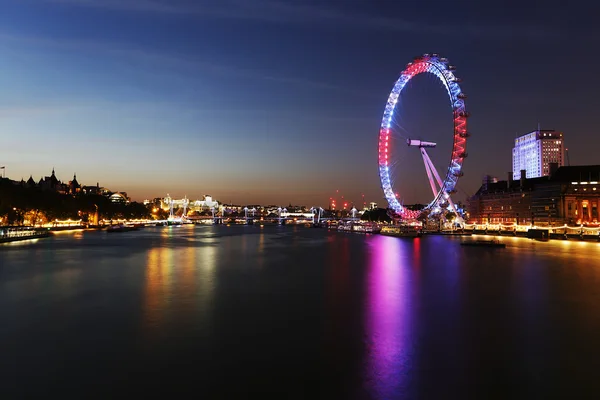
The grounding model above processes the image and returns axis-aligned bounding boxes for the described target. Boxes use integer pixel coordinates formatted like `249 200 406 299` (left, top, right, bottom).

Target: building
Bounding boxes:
109 192 130 204
190 196 219 211
68 174 81 194
468 166 600 225
81 183 110 196
160 195 219 212
512 129 564 179
38 168 67 193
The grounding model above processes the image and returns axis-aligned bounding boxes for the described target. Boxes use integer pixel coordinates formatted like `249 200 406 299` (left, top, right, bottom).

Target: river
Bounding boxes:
1 225 600 398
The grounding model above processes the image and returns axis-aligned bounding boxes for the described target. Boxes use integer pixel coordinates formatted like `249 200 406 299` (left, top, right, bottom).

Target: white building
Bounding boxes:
191 195 219 211
512 130 564 179
161 195 219 212
109 192 130 204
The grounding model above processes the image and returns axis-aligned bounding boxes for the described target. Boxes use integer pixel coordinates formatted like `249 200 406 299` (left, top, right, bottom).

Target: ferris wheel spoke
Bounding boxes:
390 119 410 139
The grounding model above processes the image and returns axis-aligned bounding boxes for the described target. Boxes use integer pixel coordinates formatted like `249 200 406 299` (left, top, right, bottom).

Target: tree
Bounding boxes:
361 208 392 223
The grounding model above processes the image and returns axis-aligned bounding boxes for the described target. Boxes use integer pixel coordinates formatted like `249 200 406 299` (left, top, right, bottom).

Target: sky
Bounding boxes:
0 0 598 207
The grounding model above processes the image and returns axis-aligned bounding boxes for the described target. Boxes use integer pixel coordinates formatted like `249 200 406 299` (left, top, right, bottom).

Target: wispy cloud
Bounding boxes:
0 31 368 96
0 105 77 117
42 0 557 40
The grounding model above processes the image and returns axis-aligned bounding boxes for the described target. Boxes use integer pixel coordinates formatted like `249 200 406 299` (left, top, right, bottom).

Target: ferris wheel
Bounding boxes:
378 53 469 219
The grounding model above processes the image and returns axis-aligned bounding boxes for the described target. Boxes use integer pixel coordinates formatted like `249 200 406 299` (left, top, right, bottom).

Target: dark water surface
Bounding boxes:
2 226 600 398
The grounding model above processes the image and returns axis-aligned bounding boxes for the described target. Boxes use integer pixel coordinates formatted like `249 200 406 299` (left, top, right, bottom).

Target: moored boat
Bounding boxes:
337 223 352 232
106 224 139 233
460 239 506 248
380 225 421 238
0 228 51 243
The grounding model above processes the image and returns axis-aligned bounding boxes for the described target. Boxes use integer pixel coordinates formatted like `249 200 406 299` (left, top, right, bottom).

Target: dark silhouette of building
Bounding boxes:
38 168 67 193
68 174 81 194
26 175 36 188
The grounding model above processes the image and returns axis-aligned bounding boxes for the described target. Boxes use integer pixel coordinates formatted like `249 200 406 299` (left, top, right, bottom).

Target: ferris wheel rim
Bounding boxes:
378 53 469 217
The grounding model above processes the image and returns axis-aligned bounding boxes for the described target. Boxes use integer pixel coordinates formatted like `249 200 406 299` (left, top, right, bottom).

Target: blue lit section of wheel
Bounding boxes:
378 53 469 217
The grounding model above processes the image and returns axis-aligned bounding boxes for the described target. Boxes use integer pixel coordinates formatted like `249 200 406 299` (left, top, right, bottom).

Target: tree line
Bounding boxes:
0 179 150 225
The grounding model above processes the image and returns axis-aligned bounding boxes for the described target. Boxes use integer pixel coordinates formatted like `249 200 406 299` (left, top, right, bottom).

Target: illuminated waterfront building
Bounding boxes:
512 130 564 179
109 192 130 204
161 195 219 212
468 166 600 225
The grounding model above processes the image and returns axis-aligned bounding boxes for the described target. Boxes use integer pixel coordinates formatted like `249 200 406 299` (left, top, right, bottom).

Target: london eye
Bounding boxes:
378 53 469 219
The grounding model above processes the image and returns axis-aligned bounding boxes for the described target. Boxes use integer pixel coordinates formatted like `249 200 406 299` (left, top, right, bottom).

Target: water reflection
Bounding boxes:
257 231 265 268
365 235 414 398
144 246 174 330
323 234 351 347
142 242 216 341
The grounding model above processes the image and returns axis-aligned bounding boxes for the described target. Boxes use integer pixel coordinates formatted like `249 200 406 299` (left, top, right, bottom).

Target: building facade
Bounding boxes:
468 166 600 226
161 195 219 212
512 130 564 179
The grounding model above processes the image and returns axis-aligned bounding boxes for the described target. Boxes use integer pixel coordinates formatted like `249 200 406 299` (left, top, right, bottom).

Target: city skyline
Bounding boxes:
1 1 598 205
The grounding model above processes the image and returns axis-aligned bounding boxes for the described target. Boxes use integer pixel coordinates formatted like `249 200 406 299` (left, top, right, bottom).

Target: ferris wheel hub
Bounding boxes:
407 139 437 148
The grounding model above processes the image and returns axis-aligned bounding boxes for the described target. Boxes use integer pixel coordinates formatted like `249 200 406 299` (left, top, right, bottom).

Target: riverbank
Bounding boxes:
464 229 600 242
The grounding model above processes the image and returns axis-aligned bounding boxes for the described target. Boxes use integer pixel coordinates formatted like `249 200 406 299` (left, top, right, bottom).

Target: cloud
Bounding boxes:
45 0 186 14
0 105 82 117
0 31 377 99
42 0 557 40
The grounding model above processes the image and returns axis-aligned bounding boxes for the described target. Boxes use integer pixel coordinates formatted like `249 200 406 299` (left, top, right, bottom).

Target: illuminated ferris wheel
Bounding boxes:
378 53 469 219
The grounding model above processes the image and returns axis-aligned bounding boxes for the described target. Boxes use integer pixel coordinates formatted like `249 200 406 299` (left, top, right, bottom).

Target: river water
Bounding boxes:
1 225 600 398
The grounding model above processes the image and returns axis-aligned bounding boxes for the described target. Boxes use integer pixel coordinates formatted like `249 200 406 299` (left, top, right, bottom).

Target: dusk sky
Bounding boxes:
0 0 598 206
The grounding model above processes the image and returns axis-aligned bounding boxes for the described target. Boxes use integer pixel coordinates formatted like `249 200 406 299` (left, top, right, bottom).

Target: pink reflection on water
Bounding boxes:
365 235 414 398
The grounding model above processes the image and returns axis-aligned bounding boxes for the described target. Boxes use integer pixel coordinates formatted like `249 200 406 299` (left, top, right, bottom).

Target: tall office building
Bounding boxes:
512 129 564 179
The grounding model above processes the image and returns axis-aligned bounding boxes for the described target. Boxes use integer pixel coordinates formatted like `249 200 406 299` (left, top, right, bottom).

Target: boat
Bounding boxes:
364 223 381 234
337 223 352 232
460 239 506 248
435 230 473 236
351 223 381 234
0 228 51 243
380 225 421 238
106 224 139 233
327 221 339 229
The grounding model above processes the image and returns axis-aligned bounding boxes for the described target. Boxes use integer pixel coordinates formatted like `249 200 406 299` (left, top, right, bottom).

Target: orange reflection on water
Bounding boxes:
144 246 174 330
142 243 217 338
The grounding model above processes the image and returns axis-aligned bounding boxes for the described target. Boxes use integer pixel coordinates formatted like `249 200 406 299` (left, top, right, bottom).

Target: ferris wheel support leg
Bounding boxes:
421 148 445 191
421 148 463 224
421 148 440 199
